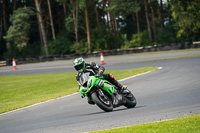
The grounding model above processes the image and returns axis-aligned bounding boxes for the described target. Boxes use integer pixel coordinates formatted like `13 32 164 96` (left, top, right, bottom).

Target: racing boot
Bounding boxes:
113 85 127 105
87 97 95 105
113 80 127 91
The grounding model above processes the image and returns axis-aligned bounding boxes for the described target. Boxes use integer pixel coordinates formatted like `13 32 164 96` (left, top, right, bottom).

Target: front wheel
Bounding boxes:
91 92 113 112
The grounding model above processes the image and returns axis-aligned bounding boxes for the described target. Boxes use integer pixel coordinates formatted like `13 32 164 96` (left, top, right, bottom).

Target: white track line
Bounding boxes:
119 67 162 82
0 67 162 116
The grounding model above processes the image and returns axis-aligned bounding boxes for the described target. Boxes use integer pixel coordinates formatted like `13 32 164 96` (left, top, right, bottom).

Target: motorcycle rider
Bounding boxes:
73 57 127 105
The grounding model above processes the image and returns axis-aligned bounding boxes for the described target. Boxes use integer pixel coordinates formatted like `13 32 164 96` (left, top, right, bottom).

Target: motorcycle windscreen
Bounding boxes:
79 72 90 86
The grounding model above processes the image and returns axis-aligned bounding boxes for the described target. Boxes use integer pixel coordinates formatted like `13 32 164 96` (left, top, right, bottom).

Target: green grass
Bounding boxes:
91 114 200 133
0 67 158 114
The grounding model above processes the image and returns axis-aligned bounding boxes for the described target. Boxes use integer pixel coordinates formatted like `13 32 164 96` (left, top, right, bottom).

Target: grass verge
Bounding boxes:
91 114 200 133
0 67 158 114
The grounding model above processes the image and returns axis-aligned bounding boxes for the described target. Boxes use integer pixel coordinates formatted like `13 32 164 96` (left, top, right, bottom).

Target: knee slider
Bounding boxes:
109 74 114 79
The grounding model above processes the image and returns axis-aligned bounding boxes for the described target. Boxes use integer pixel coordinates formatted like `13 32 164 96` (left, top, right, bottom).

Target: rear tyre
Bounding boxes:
91 92 113 112
124 92 137 108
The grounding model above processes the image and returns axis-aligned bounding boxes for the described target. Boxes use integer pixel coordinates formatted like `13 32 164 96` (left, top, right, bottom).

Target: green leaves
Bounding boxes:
105 0 141 16
49 31 74 55
170 0 200 40
123 31 150 48
4 8 35 51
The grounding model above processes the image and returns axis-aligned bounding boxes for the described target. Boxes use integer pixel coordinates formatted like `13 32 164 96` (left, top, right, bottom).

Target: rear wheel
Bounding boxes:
123 91 137 108
91 92 113 112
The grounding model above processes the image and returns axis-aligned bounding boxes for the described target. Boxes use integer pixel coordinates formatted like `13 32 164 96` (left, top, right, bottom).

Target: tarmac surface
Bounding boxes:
0 50 200 133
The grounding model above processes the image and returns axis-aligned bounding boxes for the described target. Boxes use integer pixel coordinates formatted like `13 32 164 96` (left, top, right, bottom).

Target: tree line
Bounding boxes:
0 0 200 60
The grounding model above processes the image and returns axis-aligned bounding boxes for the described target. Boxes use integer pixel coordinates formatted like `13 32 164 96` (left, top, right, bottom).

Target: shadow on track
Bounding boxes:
77 106 146 117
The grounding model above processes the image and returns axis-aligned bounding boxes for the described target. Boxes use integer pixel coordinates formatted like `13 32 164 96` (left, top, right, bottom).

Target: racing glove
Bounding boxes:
95 70 103 78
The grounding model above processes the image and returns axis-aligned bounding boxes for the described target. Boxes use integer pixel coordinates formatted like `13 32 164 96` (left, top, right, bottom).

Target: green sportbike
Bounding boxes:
79 72 137 112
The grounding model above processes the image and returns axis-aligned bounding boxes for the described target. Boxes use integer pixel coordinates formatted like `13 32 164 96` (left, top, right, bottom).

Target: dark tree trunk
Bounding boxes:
102 0 107 25
156 0 163 28
159 0 164 28
35 0 49 56
13 0 17 10
144 0 152 43
93 0 99 26
0 2 2 41
151 4 157 42
47 0 56 40
75 0 79 42
84 0 91 53
113 14 118 31
135 12 140 33
63 2 67 16
70 0 79 42
56 4 62 31
110 13 114 31
2 0 8 33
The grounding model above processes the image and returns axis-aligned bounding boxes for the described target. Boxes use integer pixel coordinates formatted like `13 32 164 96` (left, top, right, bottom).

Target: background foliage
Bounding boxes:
0 0 199 60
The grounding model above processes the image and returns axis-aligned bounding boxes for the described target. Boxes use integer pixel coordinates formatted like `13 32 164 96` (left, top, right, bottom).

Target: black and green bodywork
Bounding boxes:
79 75 114 96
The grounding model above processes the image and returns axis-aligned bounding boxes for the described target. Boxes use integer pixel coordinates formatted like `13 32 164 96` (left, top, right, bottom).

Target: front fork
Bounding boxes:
97 88 110 102
81 88 107 101
81 94 85 98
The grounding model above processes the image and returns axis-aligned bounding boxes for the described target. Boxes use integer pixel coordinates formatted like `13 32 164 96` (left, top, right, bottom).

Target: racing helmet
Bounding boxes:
73 57 85 72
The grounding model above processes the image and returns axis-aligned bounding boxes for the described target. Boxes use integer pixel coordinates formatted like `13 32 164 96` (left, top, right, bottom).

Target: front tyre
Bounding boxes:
91 92 113 112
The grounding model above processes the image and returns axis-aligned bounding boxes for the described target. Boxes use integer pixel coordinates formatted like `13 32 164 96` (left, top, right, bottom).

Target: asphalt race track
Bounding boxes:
0 49 200 75
0 53 200 132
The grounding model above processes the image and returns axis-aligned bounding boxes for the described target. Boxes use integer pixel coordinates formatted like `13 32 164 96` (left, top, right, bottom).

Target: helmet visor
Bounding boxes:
74 63 84 71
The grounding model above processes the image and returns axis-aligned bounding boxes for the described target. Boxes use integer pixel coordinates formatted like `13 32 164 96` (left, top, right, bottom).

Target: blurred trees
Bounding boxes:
0 0 200 60
170 0 200 41
3 8 35 52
